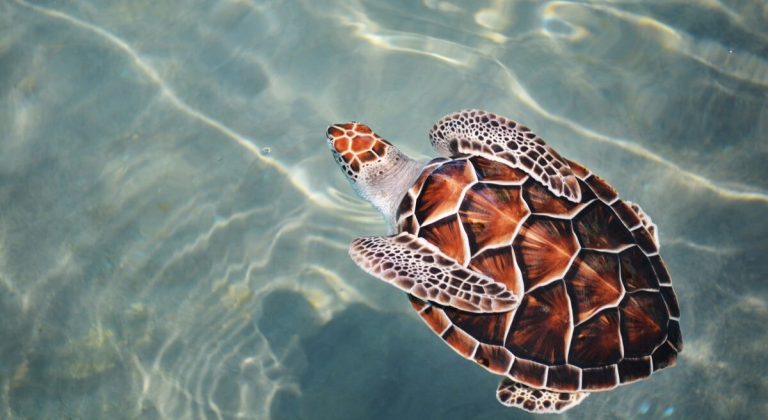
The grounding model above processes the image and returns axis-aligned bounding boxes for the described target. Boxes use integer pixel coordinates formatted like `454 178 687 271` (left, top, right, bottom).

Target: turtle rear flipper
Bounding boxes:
496 377 589 413
349 233 519 313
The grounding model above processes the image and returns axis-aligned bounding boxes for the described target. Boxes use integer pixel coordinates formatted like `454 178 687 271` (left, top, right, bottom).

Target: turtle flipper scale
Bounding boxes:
429 109 581 203
496 377 589 413
349 233 519 313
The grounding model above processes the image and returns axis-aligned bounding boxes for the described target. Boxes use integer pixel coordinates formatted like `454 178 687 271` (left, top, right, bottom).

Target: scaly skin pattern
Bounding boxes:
326 122 392 182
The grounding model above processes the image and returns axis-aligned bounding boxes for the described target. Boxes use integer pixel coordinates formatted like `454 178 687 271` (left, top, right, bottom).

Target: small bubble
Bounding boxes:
261 147 272 156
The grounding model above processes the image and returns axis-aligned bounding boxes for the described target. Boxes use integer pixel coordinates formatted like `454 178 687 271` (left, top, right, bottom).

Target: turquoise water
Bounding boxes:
1 0 767 418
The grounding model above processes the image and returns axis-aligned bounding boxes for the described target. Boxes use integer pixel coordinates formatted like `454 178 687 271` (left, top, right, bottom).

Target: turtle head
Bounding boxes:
326 122 393 182
326 122 424 232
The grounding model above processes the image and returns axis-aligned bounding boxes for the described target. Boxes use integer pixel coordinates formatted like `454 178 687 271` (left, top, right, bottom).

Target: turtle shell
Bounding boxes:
395 155 682 392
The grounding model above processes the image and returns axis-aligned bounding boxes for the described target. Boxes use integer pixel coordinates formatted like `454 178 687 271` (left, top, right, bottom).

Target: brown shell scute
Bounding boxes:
659 286 680 318
444 307 510 346
573 202 634 250
564 250 623 324
415 159 476 225
509 358 548 388
469 247 521 296
419 215 469 265
546 364 581 391
667 320 683 351
618 357 652 384
619 246 659 291
505 281 571 365
395 155 680 392
470 155 528 182
522 179 583 216
513 216 579 290
582 365 618 390
612 201 643 230
619 292 669 357
460 184 529 253
649 255 672 285
564 159 591 179
568 308 622 367
442 325 479 358
652 342 678 372
584 174 618 204
474 344 513 374
632 226 659 254
414 302 452 334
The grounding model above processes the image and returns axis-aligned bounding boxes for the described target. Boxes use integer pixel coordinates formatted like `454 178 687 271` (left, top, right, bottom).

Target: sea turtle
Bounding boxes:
325 110 682 413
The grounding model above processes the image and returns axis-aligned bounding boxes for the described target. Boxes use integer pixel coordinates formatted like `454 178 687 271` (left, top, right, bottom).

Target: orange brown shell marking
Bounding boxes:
568 308 622 367
619 247 659 291
419 215 469 265
441 326 479 358
506 281 571 365
415 160 477 225
583 174 618 204
474 343 513 374
460 184 530 254
395 155 681 393
469 247 521 295
546 364 581 391
564 159 591 179
523 179 591 217
513 216 579 290
396 158 447 233
573 202 635 251
564 250 623 323
409 296 452 334
509 358 548 388
470 156 528 183
619 292 669 357
444 306 511 346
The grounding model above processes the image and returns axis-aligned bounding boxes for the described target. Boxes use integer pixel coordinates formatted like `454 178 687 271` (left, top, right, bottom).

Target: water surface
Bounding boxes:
1 0 767 419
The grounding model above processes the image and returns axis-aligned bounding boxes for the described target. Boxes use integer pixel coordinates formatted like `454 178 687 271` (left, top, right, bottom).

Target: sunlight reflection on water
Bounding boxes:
1 0 767 419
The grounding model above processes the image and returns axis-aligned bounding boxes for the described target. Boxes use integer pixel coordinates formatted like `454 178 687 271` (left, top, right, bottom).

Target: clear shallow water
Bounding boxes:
1 0 766 418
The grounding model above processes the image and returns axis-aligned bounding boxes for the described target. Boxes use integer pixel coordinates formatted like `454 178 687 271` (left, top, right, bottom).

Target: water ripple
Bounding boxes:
12 0 338 210
332 0 768 203
3 1 766 419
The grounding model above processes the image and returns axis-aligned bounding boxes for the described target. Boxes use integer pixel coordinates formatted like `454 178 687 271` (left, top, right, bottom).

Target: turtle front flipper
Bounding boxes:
429 110 582 203
349 233 519 313
496 377 589 414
